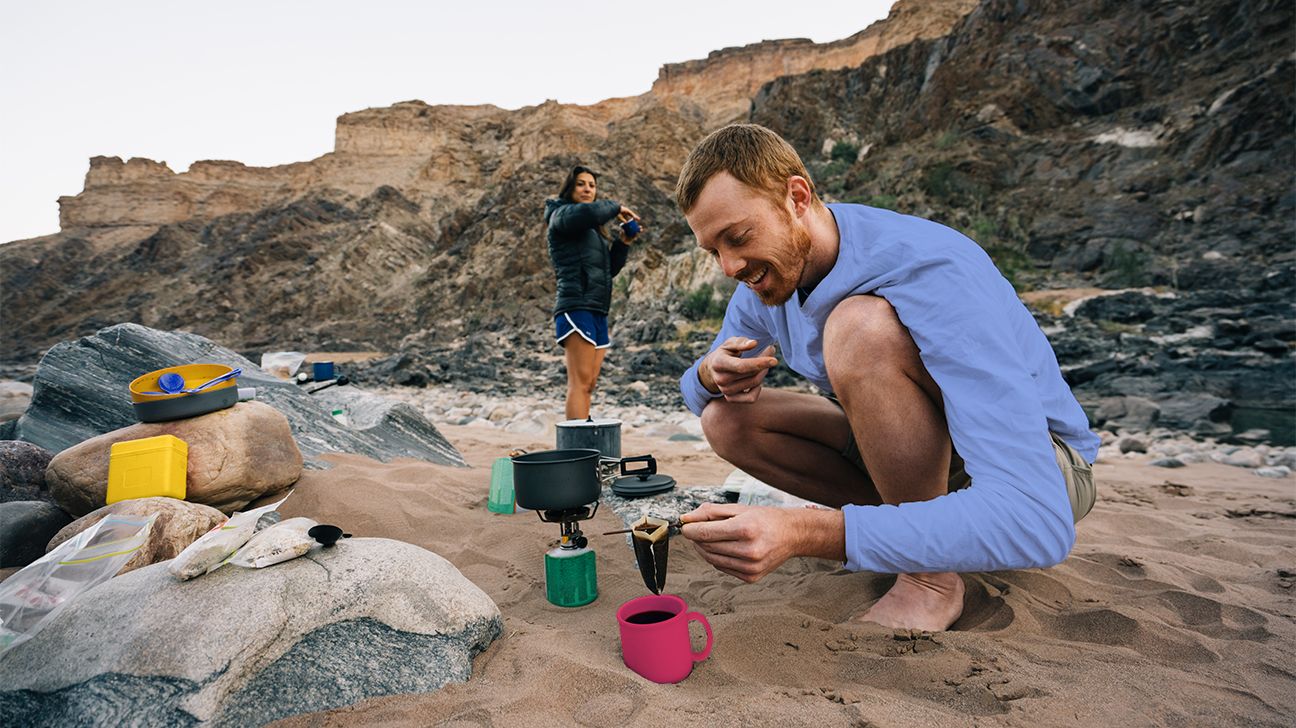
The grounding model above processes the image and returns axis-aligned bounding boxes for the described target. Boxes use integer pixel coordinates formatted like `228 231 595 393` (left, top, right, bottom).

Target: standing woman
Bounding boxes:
544 165 643 419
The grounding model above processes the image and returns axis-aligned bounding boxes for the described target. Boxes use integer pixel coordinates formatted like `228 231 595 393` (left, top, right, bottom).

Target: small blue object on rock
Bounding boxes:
158 372 185 394
312 361 335 381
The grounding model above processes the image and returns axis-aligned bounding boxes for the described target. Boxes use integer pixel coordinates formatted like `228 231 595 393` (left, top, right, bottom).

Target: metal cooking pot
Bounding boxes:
512 449 602 511
555 418 621 459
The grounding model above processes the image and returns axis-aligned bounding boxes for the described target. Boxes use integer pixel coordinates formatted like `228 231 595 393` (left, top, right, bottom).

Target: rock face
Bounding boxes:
46 497 226 573
0 0 976 369
651 0 979 125
45 401 302 517
0 538 503 727
0 0 1291 445
12 324 465 468
0 501 72 568
0 441 55 503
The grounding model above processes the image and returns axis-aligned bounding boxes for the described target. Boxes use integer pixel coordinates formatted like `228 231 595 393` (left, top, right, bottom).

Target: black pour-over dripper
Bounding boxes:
604 516 681 594
308 524 352 547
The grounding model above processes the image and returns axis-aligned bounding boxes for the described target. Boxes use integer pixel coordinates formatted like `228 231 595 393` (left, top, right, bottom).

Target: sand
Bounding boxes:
267 424 1296 727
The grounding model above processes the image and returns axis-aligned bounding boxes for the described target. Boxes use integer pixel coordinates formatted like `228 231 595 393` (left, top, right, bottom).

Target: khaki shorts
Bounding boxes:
836 412 1097 524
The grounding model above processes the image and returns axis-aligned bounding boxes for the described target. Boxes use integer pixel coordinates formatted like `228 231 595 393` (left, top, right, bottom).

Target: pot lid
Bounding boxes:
610 473 676 498
557 418 622 428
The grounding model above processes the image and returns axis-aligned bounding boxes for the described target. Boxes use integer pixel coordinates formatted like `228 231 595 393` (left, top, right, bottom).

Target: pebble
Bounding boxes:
1218 449 1264 468
1149 458 1185 468
1119 437 1149 454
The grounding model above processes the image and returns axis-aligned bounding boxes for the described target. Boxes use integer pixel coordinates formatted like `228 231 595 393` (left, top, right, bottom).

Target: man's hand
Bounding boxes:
680 503 846 583
698 337 778 402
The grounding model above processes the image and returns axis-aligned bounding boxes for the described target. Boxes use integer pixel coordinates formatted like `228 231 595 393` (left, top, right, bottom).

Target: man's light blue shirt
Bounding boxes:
680 203 1100 574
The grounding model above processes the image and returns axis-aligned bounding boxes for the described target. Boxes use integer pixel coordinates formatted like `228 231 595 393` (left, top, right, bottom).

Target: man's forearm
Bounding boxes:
790 508 846 562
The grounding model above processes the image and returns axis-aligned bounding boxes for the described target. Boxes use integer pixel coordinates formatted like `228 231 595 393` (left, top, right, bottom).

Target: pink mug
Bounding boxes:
616 594 713 683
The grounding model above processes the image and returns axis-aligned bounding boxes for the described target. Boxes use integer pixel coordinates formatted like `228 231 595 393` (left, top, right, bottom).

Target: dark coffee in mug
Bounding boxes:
625 610 675 625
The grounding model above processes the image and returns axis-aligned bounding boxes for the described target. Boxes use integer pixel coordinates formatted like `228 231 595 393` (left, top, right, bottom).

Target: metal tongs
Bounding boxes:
605 515 681 595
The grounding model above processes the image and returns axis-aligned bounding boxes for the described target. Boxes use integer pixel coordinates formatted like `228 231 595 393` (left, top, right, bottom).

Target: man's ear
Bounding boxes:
786 176 814 218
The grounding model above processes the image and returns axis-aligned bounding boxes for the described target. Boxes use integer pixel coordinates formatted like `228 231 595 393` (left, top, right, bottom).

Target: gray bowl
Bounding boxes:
133 386 238 423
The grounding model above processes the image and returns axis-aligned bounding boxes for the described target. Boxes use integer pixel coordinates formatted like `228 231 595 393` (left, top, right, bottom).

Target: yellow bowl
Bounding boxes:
129 364 238 403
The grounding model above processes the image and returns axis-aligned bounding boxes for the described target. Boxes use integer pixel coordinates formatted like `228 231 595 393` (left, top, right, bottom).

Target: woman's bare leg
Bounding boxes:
563 336 604 420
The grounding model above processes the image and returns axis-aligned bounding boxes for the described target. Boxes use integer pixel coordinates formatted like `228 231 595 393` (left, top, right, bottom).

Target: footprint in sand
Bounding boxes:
1145 589 1272 641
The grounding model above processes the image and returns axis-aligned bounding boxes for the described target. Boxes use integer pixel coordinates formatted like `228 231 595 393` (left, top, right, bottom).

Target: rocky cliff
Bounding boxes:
2 0 1292 443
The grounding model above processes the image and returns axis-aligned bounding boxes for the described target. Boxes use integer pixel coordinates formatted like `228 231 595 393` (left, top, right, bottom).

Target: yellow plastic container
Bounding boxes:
106 434 188 504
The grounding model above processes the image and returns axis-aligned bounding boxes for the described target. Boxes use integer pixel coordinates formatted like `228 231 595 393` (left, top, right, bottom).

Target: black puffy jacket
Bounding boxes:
544 197 630 316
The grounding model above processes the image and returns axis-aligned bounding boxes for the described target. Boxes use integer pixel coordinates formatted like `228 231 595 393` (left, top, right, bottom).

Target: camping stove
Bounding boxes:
537 505 599 607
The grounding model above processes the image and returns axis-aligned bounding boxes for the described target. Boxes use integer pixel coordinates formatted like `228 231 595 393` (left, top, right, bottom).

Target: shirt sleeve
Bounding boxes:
548 199 621 235
840 246 1077 574
679 289 776 416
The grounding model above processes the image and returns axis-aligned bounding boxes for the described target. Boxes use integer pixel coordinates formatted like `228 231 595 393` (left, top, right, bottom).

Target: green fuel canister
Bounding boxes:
544 545 597 607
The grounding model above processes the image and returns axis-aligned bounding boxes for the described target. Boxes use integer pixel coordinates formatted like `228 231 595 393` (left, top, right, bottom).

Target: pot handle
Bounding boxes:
619 454 656 479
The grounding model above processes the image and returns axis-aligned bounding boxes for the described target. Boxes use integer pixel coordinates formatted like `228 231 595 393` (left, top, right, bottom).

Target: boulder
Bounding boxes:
1093 396 1160 431
1155 393 1232 430
1 440 55 503
47 497 227 574
13 323 465 469
44 401 302 517
0 501 72 568
0 538 502 727
1119 437 1149 454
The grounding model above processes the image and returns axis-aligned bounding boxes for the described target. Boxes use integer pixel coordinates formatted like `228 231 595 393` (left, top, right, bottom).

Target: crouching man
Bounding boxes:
674 124 1097 631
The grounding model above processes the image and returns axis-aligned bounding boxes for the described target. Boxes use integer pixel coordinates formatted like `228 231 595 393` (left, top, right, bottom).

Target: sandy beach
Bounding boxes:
263 421 1296 727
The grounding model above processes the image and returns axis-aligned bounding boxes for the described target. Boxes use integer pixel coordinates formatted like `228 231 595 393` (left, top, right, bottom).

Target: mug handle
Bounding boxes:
684 611 713 661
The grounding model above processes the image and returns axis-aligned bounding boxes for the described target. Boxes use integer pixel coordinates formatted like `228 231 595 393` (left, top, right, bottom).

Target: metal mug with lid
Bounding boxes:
555 417 622 459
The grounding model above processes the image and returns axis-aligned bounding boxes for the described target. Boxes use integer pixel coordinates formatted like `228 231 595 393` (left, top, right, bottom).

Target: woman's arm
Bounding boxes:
548 199 621 235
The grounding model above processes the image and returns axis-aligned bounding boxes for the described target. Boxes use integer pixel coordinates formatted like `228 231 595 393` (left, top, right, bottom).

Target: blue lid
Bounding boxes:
158 372 185 394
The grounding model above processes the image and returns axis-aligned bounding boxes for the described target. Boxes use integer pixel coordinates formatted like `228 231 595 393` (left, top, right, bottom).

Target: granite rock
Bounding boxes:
12 324 465 469
47 497 226 574
0 440 55 503
0 501 72 568
44 401 302 517
0 538 502 726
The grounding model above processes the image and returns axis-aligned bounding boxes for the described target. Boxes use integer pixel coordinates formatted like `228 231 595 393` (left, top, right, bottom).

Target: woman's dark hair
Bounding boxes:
558 165 598 202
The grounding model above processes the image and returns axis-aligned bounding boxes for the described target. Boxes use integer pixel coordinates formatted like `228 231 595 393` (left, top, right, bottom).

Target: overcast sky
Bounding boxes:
0 1 894 244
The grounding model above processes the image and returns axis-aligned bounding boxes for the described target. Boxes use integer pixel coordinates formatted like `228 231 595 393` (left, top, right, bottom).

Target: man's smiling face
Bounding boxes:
684 172 811 306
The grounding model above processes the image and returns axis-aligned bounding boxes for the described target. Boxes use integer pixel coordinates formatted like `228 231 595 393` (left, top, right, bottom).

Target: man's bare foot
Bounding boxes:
856 572 966 632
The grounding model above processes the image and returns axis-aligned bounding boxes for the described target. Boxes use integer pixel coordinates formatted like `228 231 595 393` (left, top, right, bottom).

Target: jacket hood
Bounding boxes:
543 197 568 224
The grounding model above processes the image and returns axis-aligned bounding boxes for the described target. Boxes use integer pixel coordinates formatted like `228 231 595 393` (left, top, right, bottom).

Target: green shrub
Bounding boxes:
1105 242 1149 287
922 163 955 198
821 160 850 179
867 194 899 210
830 141 860 163
680 283 729 321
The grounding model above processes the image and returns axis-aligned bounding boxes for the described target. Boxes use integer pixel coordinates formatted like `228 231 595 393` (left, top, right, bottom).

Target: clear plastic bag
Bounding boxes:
0 514 157 656
168 494 291 580
258 351 306 380
229 517 318 568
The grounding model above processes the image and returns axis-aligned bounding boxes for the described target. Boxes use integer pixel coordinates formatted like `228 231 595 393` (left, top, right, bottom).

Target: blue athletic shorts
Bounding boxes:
555 310 610 349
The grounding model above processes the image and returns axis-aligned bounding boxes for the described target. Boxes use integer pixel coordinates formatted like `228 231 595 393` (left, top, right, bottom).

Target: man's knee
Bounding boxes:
823 295 916 384
700 398 745 456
